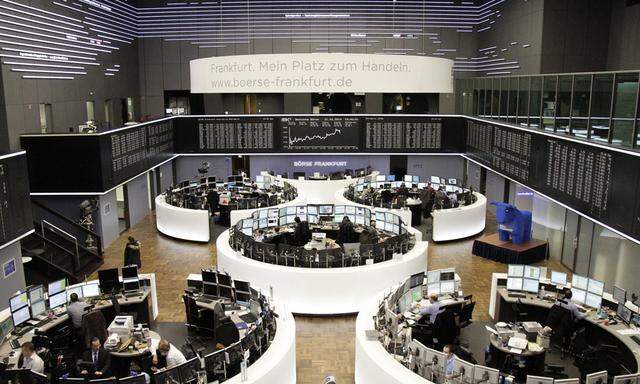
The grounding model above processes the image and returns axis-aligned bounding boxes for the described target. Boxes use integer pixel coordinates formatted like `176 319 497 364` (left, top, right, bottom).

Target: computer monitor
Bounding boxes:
376 175 386 182
204 349 226 381
11 306 30 327
82 283 100 298
427 270 440 283
219 286 234 301
613 286 627 304
440 281 455 295
120 374 147 384
386 175 395 182
9 292 28 312
585 371 608 384
48 278 67 296
585 293 602 309
234 280 250 293
572 289 587 304
555 379 580 384
430 176 440 183
427 282 440 296
98 268 120 294
30 300 47 318
617 303 633 324
508 265 524 277
440 269 455 282
217 272 232 287
236 291 251 303
572 274 589 290
123 278 140 293
28 285 44 304
410 272 425 289
523 266 541 280
49 291 66 309
424 347 446 371
448 178 457 185
587 278 605 295
0 317 14 342
319 205 333 215
526 376 555 384
67 285 83 302
550 271 567 286
471 365 499 384
202 270 217 284
453 357 474 383
612 374 639 384
122 265 138 279
523 278 539 294
507 278 523 291
178 357 201 383
203 283 218 296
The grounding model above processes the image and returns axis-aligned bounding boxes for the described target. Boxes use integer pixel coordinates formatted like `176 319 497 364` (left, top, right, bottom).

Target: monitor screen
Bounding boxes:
523 266 541 280
522 278 539 293
386 175 395 182
28 285 44 304
448 178 457 185
217 273 232 287
412 176 419 183
440 269 455 281
376 175 385 182
440 281 455 295
122 266 138 279
12 306 30 327
319 205 333 215
507 278 523 291
427 270 440 283
427 282 440 296
430 176 440 183
67 285 83 301
572 288 586 304
48 278 67 296
572 274 588 290
0 317 13 341
585 293 602 309
219 286 234 301
30 300 47 318
286 206 296 215
335 205 345 214
98 268 120 293
203 283 218 296
375 212 385 222
550 271 567 286
202 270 217 284
242 228 253 236
617 303 633 324
355 216 365 225
82 283 100 298
508 265 524 277
345 206 356 214
10 292 28 312
410 272 425 289
613 286 627 304
49 291 66 309
255 175 264 182
588 278 604 295
258 210 268 219
307 206 318 215
234 280 250 293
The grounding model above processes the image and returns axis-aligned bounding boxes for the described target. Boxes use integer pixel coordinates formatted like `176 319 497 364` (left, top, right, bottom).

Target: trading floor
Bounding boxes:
91 211 567 384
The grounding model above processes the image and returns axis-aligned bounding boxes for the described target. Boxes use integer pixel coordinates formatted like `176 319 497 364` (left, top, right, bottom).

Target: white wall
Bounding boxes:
406 155 465 182
0 242 26 304
126 173 150 228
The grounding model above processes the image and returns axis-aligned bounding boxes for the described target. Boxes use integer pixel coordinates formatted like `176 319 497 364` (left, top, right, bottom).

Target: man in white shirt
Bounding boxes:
556 289 586 321
67 293 90 329
21 342 45 374
151 339 187 371
417 294 442 323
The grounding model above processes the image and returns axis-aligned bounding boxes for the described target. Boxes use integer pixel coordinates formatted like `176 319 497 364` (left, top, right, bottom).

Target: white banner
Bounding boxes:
190 53 453 94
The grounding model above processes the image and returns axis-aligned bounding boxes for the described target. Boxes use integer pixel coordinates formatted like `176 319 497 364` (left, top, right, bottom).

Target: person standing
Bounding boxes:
124 237 141 268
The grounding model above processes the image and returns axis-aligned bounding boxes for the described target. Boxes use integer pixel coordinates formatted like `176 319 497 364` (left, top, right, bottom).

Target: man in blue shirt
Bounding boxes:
444 344 456 377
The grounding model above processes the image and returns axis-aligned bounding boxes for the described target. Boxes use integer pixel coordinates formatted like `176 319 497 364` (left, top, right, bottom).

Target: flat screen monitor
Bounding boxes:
0 317 14 342
473 366 500 384
98 268 120 293
154 366 181 384
507 278 523 291
508 265 524 277
612 374 639 384
440 281 455 295
403 175 412 182
242 228 253 236
202 270 217 284
319 205 333 215
345 206 356 214
585 293 602 309
430 176 440 183
588 278 604 295
203 283 218 296
122 265 138 279
28 285 44 303
66 285 83 301
613 286 627 304
335 205 345 214
585 371 608 384
82 283 100 298
48 278 67 296
286 206 296 215
12 306 30 327
234 280 250 293
375 212 385 222
440 269 455 281
550 271 567 286
49 291 66 309
522 278 539 293
259 218 267 228
258 210 268 219
9 292 28 312
308 206 318 215
572 274 588 290
375 175 385 182
617 303 633 324
236 291 251 303
30 300 47 318
427 270 440 283
256 175 264 182
412 176 419 183
386 175 395 182
427 282 440 296
523 266 541 280
123 278 140 293
177 358 200 384
242 219 253 229
355 216 365 225
572 289 587 304
219 286 234 301
526 376 555 384
448 178 457 185
453 357 474 384
418 182 427 189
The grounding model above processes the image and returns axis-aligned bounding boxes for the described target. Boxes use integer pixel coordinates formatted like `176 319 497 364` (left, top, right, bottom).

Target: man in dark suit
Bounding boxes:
80 337 111 377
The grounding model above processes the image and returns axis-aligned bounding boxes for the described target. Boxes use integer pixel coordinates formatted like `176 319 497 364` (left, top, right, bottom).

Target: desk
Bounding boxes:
217 229 428 315
492 283 640 376
109 330 161 358
488 329 546 376
473 233 548 264
432 192 487 242
156 194 210 242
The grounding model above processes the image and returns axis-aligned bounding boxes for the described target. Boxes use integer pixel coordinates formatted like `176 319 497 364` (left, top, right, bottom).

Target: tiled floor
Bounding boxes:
92 211 569 384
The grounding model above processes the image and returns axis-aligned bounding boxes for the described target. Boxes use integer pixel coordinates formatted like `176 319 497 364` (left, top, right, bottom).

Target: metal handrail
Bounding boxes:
41 219 80 272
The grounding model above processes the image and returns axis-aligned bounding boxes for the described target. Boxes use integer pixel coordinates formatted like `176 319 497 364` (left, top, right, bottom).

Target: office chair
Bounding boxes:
511 301 529 323
183 294 214 334
216 317 240 347
457 301 475 328
545 303 573 356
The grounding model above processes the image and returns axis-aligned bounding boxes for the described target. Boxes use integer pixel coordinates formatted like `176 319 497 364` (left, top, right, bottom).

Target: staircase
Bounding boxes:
21 200 104 284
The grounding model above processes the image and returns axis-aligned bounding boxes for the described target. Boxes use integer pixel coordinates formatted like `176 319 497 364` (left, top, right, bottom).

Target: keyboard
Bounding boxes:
125 292 141 298
631 335 640 346
34 318 52 328
508 293 526 298
10 339 20 349
15 326 34 337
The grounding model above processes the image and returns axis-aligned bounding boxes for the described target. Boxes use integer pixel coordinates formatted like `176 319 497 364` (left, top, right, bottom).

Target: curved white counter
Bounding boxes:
217 229 428 315
431 192 486 242
355 290 429 384
155 195 210 242
226 302 296 384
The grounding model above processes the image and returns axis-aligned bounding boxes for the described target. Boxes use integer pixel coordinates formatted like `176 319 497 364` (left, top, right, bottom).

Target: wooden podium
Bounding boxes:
472 233 548 264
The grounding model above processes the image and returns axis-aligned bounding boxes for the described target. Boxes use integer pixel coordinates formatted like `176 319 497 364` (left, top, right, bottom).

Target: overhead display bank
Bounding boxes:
173 115 465 153
0 152 33 249
190 53 454 94
465 119 640 241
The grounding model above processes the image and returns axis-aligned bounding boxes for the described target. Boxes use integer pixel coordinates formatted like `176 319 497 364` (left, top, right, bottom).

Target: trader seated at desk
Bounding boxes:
336 216 358 246
292 217 312 246
19 342 45 374
79 337 111 377
417 294 443 324
359 220 381 244
555 289 587 322
254 229 265 242
67 293 90 331
151 339 187 371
